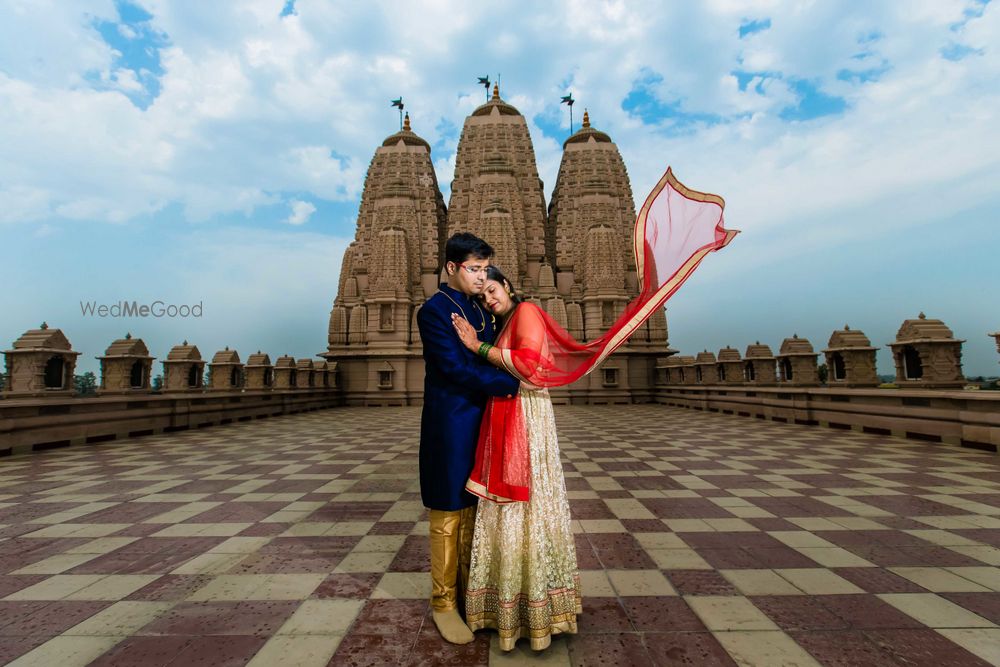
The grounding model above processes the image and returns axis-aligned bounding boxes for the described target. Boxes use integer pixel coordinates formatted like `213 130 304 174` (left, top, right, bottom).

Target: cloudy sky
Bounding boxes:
2 0 998 377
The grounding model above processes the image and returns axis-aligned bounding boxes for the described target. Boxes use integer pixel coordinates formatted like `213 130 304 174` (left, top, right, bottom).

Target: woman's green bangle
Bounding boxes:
478 342 493 358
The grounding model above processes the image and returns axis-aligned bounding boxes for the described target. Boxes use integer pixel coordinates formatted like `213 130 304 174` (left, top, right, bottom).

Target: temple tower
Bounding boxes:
323 113 447 405
446 83 548 291
547 110 671 402
326 92 673 405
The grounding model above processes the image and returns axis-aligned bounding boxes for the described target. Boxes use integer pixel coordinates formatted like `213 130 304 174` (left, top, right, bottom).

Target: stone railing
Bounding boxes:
652 385 999 451
1 325 341 456
652 316 1000 451
0 388 341 457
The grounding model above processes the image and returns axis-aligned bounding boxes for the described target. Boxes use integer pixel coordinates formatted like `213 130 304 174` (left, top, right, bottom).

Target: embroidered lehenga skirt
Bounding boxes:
465 388 582 651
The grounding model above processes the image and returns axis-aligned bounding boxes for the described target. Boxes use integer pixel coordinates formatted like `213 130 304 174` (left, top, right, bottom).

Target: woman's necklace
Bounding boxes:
438 288 488 332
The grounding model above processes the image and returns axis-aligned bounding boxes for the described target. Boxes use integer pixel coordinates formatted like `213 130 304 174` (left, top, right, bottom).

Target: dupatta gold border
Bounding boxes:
491 168 735 385
634 166 727 281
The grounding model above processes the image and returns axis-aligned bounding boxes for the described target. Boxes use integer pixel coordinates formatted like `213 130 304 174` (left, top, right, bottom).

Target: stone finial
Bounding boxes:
793 333 798 339
582 109 590 128
918 311 926 319
183 339 188 345
403 112 411 132
224 345 229 351
845 324 850 331
492 82 499 99
125 332 131 339
40 322 48 330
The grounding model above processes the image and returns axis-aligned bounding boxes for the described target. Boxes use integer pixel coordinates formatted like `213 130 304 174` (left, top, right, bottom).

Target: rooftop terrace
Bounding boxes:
0 405 998 666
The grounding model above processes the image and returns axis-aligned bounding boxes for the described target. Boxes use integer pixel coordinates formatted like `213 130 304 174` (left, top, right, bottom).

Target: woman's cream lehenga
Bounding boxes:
464 386 581 651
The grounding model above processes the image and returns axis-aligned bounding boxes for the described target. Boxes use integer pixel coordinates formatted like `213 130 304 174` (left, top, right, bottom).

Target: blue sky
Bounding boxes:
1 0 998 377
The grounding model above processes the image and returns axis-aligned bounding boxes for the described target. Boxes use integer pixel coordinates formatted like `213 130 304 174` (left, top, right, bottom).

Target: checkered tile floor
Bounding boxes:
1 406 999 666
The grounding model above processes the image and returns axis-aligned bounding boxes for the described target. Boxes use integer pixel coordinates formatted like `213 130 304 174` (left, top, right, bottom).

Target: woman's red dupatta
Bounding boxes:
466 168 737 503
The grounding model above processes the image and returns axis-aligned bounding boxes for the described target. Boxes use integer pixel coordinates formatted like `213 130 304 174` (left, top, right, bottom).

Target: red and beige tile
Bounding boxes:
0 405 998 666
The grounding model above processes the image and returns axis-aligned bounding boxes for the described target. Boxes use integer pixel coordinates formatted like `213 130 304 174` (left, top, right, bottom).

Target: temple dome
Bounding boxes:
100 334 150 358
745 342 775 359
895 312 957 342
695 351 717 364
826 326 876 350
778 334 815 356
717 347 742 362
563 110 612 147
471 83 522 117
381 113 431 150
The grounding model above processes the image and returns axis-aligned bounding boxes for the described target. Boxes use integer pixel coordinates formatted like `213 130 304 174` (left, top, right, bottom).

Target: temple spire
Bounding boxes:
492 82 499 100
403 112 411 132
582 108 590 128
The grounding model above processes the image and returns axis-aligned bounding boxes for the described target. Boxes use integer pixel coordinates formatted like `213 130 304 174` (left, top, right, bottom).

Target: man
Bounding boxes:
417 232 519 644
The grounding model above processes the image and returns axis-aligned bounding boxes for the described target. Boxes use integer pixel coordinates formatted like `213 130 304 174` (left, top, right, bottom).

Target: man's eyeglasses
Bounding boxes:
456 262 488 275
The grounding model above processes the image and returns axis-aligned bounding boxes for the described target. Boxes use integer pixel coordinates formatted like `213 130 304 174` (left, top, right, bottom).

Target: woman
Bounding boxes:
453 168 736 651
452 267 580 652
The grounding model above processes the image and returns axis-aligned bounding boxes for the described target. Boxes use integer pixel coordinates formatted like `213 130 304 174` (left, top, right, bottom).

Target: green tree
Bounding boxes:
74 371 97 396
151 374 163 391
817 363 828 385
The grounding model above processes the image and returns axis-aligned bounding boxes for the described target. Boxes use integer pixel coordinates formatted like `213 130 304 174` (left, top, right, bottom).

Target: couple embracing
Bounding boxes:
417 169 737 652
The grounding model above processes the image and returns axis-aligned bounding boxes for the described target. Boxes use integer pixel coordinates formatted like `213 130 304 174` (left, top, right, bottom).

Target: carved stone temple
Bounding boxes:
323 86 673 405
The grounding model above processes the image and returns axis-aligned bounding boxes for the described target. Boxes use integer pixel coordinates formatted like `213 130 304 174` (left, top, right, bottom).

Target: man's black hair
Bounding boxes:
445 232 494 265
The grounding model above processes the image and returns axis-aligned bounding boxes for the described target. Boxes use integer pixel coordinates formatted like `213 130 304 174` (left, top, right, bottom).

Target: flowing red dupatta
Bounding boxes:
466 168 738 503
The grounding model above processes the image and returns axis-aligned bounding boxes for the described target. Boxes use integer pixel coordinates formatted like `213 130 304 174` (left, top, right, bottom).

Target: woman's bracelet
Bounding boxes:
478 342 493 359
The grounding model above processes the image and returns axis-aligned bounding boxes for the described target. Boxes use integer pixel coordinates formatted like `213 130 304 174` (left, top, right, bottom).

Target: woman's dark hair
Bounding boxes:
445 232 494 264
485 265 523 305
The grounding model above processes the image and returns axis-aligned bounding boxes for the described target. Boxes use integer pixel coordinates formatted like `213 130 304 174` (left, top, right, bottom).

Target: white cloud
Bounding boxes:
111 67 144 92
0 0 117 87
0 1 995 245
284 199 316 225
117 22 138 40
0 185 52 223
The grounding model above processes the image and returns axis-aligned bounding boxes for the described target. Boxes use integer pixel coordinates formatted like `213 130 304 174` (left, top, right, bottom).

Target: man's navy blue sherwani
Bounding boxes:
418 283 519 511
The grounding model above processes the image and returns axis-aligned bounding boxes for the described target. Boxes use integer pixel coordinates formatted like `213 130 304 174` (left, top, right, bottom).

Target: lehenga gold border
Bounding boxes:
465 581 583 652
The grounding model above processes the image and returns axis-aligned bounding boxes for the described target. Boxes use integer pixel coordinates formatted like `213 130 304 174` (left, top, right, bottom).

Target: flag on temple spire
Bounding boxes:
390 98 404 130
561 93 576 134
